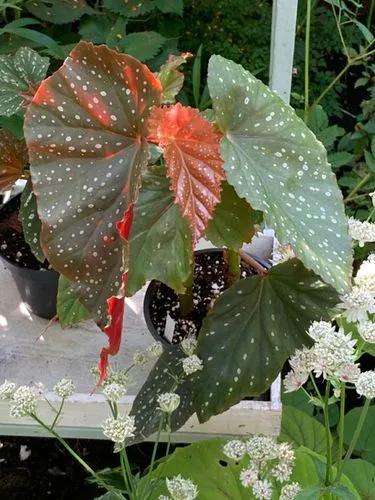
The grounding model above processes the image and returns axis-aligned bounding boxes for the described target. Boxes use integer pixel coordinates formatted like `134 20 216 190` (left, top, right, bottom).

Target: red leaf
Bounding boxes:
148 103 224 241
24 41 162 325
98 204 134 383
0 130 27 192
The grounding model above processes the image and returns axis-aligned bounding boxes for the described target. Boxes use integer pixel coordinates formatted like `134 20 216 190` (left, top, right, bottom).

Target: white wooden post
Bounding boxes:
269 0 299 103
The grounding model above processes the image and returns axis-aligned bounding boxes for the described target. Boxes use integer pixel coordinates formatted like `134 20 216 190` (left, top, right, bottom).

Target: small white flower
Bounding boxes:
105 368 130 388
355 254 375 293
166 475 198 500
273 243 295 264
102 415 135 444
246 435 279 462
252 479 273 499
147 342 163 358
180 337 198 356
53 378 75 399
283 370 308 393
272 462 293 483
310 328 356 378
133 350 149 366
158 497 171 500
157 392 180 413
358 320 375 343
280 482 301 500
0 380 16 400
223 440 247 461
182 355 203 375
348 217 375 247
9 386 37 418
356 371 375 399
103 382 127 402
239 464 258 487
307 321 336 341
338 286 375 322
277 442 295 465
338 363 361 383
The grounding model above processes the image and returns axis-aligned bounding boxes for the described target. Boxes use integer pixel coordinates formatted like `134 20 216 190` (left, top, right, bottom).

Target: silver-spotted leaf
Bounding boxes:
205 181 254 249
127 165 193 296
194 259 339 422
19 179 45 262
24 41 162 323
129 347 196 443
208 55 352 293
57 274 91 327
0 46 49 117
25 0 90 24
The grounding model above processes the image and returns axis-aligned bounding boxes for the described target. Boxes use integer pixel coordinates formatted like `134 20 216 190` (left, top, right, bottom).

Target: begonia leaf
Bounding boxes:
148 103 224 242
25 0 91 24
157 52 192 104
127 165 193 296
24 41 161 325
208 55 352 293
194 259 339 422
0 46 49 117
19 179 45 262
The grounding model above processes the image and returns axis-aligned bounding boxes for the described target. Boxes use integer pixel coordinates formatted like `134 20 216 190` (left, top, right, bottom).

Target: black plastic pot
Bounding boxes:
0 195 58 320
144 248 269 345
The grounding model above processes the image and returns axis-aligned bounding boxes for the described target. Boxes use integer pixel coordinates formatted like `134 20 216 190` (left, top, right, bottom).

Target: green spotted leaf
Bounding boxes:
129 347 196 443
127 165 192 296
120 32 166 62
57 275 91 327
208 55 352 293
19 179 45 263
25 0 91 24
205 181 254 250
194 259 339 422
0 46 49 117
24 41 161 323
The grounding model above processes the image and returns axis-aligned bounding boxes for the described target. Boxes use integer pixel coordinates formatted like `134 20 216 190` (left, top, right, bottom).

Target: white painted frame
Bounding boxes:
0 0 299 440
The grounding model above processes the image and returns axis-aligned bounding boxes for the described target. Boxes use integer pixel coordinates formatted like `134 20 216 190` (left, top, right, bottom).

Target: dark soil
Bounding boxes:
0 196 48 270
149 250 258 344
0 436 174 500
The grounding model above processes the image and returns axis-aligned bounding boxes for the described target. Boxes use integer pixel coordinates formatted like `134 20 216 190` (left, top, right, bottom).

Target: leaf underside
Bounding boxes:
0 46 49 117
0 129 27 192
194 259 339 422
148 103 224 242
127 165 193 296
208 55 352 293
24 41 161 323
19 179 45 262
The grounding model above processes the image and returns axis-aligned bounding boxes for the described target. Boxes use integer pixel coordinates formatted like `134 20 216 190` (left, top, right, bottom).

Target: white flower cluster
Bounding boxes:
0 380 16 400
338 286 375 323
180 337 203 376
9 385 37 418
355 371 375 399
133 342 164 366
157 392 180 414
284 321 358 392
223 436 299 499
348 217 375 247
272 242 295 265
103 382 127 402
102 414 135 445
355 254 375 293
164 475 198 500
53 378 75 399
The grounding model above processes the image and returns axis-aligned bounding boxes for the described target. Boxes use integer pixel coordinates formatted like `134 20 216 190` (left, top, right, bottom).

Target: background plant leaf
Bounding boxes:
120 31 166 62
280 406 327 455
57 275 91 327
24 41 161 323
194 259 339 422
155 0 183 15
344 406 375 464
208 55 352 293
342 459 375 500
127 165 193 296
19 179 45 262
25 0 91 24
103 0 155 17
205 181 254 249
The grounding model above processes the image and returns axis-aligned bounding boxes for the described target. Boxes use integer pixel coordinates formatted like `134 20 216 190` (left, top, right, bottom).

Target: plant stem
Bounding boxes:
120 451 132 498
304 0 312 122
51 397 65 430
344 172 372 203
367 207 375 222
368 0 374 29
31 414 123 498
309 373 323 400
337 398 371 481
312 47 375 108
337 384 346 475
149 415 165 473
226 248 240 285
323 382 333 486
